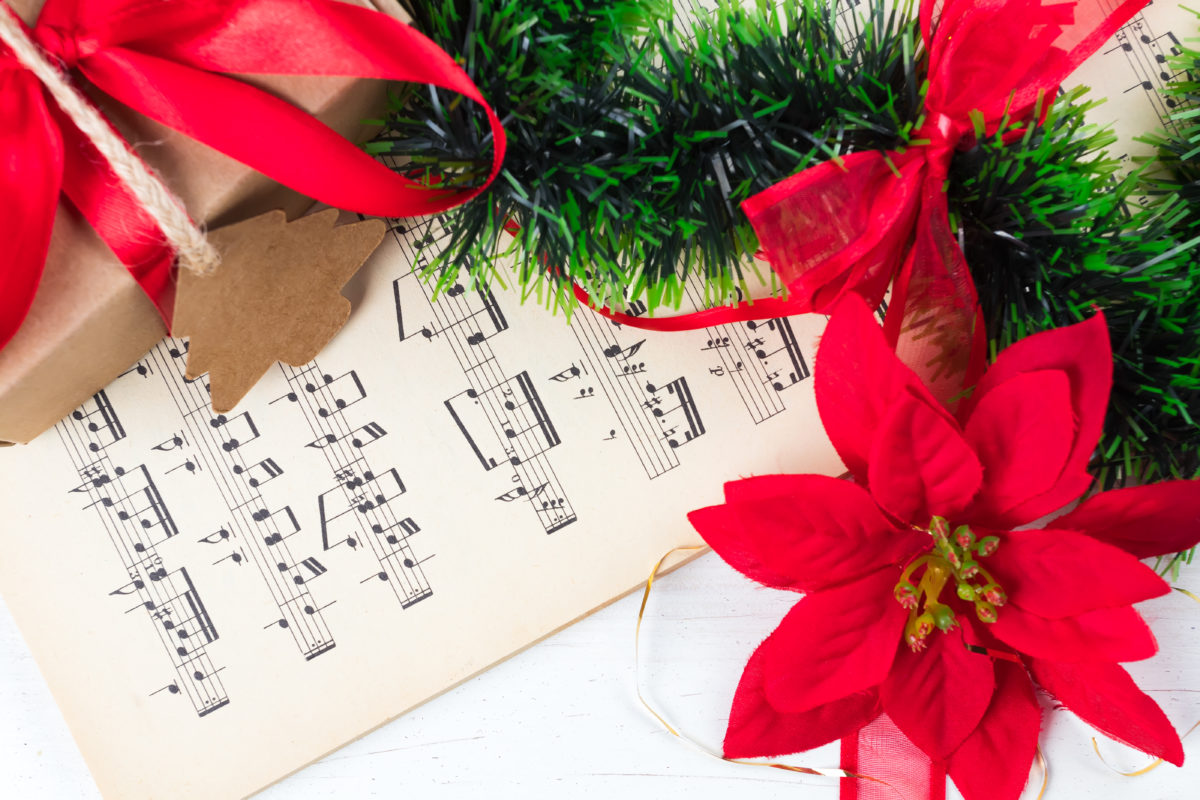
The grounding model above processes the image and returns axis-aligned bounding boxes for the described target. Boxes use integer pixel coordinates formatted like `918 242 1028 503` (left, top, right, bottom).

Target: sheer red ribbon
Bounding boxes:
591 0 1146 401
0 0 506 351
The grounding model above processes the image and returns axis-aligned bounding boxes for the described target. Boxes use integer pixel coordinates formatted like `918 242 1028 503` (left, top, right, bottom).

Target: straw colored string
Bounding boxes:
0 5 219 275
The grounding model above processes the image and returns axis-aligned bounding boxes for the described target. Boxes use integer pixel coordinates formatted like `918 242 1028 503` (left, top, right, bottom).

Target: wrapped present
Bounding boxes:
0 0 501 443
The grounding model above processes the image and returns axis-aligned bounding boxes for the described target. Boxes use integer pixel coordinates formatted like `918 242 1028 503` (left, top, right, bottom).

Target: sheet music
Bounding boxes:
0 4 1189 798
1069 1 1195 160
0 211 840 799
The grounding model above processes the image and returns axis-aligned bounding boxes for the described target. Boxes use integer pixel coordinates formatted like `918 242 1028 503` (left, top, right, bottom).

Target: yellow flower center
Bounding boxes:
892 516 1006 652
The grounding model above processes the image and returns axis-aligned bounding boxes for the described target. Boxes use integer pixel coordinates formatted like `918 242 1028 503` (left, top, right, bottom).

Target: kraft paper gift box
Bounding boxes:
0 0 404 444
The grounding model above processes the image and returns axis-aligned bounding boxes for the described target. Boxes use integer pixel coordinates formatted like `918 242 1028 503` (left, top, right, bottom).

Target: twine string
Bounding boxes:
0 3 219 275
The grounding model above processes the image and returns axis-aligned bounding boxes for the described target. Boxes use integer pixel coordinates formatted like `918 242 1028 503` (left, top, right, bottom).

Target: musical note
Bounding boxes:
146 340 339 662
391 218 576 535
446 372 562 470
302 371 367 418
70 391 126 452
548 363 585 382
647 378 706 449
603 339 646 362
684 281 801 424
165 457 201 476
152 433 185 452
568 301 690 478
282 359 434 607
233 458 283 489
350 422 387 448
119 362 152 379
209 412 260 453
58 397 231 718
1092 9 1189 138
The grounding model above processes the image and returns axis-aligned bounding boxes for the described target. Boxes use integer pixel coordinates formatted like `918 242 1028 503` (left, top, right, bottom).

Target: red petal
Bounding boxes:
989 604 1157 663
987 529 1170 618
959 312 1111 525
724 640 881 758
815 295 940 484
1029 659 1185 766
963 370 1075 527
867 388 982 523
947 662 1042 800
1049 481 1200 558
690 476 926 592
881 626 995 760
762 569 907 713
687 504 798 590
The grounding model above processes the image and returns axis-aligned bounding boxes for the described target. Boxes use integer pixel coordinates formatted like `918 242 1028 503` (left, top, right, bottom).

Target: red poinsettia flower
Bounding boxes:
688 295 1200 800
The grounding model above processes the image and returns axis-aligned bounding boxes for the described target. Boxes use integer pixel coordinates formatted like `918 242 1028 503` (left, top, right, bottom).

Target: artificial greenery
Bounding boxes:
376 0 919 311
377 0 1199 491
953 88 1200 491
1126 18 1200 493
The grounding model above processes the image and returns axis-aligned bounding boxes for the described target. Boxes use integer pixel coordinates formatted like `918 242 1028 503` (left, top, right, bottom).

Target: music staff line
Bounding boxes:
682 284 787 425
275 361 434 607
1106 7 1185 133
567 301 706 480
57 392 230 717
148 343 337 661
391 219 578 534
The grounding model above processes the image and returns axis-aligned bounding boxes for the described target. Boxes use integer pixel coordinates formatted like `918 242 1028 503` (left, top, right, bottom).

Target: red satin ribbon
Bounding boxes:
592 0 1146 400
0 0 506 351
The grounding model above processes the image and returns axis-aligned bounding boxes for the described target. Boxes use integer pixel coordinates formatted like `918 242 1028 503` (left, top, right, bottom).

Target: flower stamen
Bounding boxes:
894 517 1007 651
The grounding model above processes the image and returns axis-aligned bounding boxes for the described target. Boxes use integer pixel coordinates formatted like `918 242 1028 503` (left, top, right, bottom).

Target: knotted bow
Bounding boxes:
0 0 506 351
596 0 1147 400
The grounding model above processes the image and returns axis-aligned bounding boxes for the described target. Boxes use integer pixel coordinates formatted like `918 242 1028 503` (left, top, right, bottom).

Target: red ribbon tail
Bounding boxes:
841 714 947 800
573 283 806 331
883 187 986 410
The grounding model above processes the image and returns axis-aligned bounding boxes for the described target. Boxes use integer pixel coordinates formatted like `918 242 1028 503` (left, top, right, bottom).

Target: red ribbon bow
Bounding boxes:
0 0 507 351
599 0 1147 400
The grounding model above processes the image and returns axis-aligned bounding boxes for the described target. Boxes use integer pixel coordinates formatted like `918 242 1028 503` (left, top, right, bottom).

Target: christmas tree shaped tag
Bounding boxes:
172 209 386 412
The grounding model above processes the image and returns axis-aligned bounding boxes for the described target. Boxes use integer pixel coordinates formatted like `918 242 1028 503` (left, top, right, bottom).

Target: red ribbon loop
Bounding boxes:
598 0 1146 398
0 0 507 352
31 23 84 66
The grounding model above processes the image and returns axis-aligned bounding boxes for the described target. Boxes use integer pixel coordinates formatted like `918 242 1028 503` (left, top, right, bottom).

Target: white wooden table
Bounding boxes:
2 552 1197 799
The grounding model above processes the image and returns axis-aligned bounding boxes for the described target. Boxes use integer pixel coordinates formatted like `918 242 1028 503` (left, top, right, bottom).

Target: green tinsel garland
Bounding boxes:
375 0 1199 489
1125 16 1200 492
955 88 1199 490
376 0 917 309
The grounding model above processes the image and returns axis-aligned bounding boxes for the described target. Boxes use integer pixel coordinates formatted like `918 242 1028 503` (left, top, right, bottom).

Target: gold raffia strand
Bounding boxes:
1090 586 1200 776
635 545 907 798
